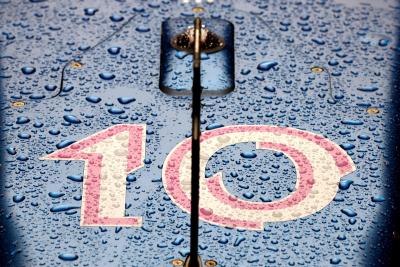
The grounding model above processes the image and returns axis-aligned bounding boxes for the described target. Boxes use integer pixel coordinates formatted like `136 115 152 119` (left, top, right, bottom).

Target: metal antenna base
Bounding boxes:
184 255 203 267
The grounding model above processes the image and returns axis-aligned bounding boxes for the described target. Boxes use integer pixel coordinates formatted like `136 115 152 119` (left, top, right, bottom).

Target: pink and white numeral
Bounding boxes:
43 125 146 226
163 125 355 230
44 124 355 230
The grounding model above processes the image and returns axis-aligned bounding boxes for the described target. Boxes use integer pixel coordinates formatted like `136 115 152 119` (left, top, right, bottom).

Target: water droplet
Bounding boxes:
108 107 125 114
17 155 29 161
340 143 355 150
349 218 357 225
110 14 124 22
341 208 357 217
16 116 30 124
241 69 251 75
45 84 57 91
172 237 184 246
48 192 65 198
341 119 363 126
56 140 75 149
201 53 209 60
378 39 389 46
200 208 213 216
206 123 224 130
13 195 25 203
50 204 80 213
18 133 31 139
78 45 91 51
49 129 60 135
218 238 229 244
67 175 83 182
84 8 98 16
99 72 116 80
33 122 43 128
234 237 246 247
126 174 136 182
136 26 150 33
107 47 121 55
243 192 255 199
175 51 189 59
330 258 341 264
63 115 81 124
30 94 45 100
339 180 353 190
99 72 115 81
256 34 267 41
358 86 378 92
328 60 339 66
257 61 278 71
358 134 370 140
371 196 385 202
85 96 102 103
6 147 16 155
311 38 325 45
240 151 257 159
264 85 276 92
21 66 36 75
58 253 78 261
117 97 136 104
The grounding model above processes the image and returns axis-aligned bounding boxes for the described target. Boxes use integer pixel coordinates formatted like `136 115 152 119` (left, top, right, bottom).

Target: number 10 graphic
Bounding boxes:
43 124 355 230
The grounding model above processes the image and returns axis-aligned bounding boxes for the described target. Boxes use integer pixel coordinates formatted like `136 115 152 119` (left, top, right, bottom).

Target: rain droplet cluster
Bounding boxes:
0 0 397 266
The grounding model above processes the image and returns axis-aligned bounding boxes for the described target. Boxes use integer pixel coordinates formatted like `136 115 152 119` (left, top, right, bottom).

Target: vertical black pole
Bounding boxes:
190 17 202 267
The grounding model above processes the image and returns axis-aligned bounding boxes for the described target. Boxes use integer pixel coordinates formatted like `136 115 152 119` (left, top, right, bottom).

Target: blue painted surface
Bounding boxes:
0 0 399 266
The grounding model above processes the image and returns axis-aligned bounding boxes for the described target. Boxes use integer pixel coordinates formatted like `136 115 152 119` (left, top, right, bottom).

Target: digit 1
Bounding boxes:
42 124 146 227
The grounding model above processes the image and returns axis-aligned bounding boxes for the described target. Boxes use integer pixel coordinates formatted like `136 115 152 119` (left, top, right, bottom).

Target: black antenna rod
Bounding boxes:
189 16 202 267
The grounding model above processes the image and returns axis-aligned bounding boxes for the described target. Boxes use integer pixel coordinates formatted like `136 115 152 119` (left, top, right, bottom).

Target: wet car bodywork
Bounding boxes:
1 0 400 266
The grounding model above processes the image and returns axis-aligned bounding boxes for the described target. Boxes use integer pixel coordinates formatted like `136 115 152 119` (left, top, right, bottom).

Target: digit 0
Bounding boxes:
163 125 355 230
